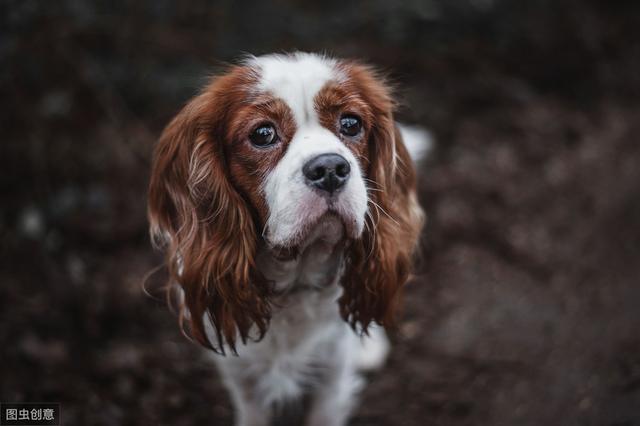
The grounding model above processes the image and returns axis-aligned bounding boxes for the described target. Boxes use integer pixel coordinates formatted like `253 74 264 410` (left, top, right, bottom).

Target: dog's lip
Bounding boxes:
269 245 299 261
266 210 354 255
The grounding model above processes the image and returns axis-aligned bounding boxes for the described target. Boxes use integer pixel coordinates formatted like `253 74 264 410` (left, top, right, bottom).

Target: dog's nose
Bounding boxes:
302 154 351 194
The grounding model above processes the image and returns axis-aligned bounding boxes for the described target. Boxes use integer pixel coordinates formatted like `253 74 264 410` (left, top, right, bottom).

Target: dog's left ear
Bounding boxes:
339 64 425 332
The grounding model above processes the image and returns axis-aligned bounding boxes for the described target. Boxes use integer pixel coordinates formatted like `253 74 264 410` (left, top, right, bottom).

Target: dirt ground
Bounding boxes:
2 1 640 425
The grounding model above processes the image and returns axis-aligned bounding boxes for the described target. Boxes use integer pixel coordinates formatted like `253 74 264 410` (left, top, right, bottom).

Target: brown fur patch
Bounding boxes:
327 62 425 332
314 81 372 167
147 65 297 353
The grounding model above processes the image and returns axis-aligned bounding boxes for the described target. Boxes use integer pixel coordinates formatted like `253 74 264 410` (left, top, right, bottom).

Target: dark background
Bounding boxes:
2 0 640 424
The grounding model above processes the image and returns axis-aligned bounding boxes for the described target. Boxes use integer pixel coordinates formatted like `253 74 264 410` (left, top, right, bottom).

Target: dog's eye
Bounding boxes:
250 124 278 147
339 115 362 137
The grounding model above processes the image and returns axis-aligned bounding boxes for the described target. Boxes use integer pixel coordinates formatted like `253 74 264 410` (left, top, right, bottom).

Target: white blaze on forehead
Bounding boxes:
250 52 341 125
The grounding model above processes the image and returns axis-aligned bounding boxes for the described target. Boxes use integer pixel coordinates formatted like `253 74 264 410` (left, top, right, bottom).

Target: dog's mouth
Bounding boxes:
263 180 368 257
267 210 355 261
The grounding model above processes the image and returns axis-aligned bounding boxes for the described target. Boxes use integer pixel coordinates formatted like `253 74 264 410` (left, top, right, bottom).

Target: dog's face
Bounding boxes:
148 53 424 352
215 54 380 249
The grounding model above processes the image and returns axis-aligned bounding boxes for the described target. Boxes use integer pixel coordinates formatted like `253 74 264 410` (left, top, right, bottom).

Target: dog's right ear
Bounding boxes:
147 68 273 354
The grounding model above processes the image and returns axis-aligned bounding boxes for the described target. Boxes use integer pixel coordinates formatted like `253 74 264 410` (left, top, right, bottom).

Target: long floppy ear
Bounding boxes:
340 67 425 332
148 70 272 354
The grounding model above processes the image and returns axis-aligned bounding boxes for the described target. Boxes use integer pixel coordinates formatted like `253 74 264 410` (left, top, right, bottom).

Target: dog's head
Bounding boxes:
148 53 424 352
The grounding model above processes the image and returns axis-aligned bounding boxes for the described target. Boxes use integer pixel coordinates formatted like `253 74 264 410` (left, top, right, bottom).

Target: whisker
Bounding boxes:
364 210 377 260
261 215 271 238
363 178 384 189
363 212 371 235
369 199 400 226
365 186 384 193
368 200 382 225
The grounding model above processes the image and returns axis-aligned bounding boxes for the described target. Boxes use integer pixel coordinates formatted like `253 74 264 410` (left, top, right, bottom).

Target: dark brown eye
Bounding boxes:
339 115 362 137
250 124 277 147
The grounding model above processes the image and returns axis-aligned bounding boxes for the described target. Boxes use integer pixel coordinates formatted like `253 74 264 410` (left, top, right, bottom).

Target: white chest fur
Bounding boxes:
214 217 350 406
209 217 389 426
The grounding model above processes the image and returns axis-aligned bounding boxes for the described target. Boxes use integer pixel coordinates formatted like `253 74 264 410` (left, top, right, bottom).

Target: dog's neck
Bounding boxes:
257 214 346 295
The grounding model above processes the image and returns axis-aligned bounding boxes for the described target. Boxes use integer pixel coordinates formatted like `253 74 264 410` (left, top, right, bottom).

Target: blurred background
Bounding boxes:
2 0 640 424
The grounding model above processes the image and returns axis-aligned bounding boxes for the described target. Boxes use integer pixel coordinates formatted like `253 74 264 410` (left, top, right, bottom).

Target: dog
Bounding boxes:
148 52 426 426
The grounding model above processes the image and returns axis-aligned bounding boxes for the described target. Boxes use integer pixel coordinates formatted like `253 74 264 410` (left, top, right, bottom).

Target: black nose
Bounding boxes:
302 154 351 194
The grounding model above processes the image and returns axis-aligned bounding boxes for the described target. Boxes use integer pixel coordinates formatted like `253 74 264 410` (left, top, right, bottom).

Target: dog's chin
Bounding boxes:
267 210 363 261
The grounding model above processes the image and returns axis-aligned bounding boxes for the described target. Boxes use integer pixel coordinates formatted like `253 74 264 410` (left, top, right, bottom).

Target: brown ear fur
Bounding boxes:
339 64 425 332
147 69 272 353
